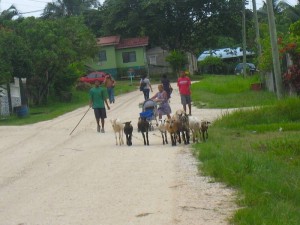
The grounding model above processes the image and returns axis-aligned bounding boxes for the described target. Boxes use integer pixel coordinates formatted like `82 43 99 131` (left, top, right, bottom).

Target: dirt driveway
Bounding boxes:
0 84 236 225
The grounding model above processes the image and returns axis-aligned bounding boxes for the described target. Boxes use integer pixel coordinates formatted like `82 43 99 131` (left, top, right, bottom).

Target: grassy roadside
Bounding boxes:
0 80 138 125
192 75 300 224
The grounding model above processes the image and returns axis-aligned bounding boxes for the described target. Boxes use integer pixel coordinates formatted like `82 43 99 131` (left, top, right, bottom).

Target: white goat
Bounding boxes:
158 119 168 145
110 118 124 146
188 116 201 143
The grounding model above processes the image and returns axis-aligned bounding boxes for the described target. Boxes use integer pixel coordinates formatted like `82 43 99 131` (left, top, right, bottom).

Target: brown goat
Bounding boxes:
200 120 211 142
165 117 178 146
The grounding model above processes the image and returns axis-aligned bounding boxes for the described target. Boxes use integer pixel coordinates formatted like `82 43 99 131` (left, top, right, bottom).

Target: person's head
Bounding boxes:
180 71 186 77
162 74 167 79
158 84 164 92
142 74 147 79
94 80 101 87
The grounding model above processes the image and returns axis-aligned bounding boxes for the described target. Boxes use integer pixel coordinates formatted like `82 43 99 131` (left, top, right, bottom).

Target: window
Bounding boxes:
99 50 107 62
149 55 157 65
122 51 136 63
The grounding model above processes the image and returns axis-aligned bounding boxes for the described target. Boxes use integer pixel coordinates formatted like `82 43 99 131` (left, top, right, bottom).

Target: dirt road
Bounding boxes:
0 84 236 225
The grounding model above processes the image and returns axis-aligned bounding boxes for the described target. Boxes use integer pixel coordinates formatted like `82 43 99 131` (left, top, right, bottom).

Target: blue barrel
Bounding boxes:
17 105 29 118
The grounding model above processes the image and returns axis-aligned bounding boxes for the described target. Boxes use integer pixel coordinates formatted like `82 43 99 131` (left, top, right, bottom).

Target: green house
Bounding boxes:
86 36 149 79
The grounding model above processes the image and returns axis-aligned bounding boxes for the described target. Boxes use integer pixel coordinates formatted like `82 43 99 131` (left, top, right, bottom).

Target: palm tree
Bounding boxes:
42 0 100 18
0 4 20 21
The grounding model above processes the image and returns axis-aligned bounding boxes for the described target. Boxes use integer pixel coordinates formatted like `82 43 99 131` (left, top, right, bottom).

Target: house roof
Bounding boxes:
97 36 149 49
198 47 255 61
116 37 149 49
96 36 121 46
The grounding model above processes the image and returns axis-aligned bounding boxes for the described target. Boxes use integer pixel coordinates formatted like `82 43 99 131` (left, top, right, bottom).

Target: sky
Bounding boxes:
0 0 298 18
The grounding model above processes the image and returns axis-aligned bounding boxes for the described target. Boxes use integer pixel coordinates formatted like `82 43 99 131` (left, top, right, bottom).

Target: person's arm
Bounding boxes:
150 93 158 100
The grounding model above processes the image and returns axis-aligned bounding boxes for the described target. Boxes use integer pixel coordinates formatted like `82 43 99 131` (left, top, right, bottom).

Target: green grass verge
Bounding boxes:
192 76 300 224
192 75 277 108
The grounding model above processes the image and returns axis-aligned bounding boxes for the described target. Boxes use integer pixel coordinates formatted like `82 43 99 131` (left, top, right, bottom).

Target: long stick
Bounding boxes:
69 106 91 135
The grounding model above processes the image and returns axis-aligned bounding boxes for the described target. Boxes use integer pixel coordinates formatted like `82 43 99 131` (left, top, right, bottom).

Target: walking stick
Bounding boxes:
69 106 91 135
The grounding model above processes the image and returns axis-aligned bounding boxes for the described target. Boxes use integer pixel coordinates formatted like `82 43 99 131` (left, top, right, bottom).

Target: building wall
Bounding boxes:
0 78 22 116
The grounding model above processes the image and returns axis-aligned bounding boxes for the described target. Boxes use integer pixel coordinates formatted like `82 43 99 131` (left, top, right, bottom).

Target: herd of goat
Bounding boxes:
110 109 210 146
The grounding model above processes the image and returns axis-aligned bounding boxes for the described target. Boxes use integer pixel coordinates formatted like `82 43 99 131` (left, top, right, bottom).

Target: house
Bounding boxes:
198 47 255 61
86 36 149 79
146 47 198 75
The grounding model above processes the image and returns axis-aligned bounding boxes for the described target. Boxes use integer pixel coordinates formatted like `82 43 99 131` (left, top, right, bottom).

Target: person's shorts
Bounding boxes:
180 94 192 105
94 108 107 119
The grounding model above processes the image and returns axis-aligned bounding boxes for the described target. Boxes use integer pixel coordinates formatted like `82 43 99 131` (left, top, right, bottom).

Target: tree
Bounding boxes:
14 17 97 104
42 0 100 18
165 50 188 75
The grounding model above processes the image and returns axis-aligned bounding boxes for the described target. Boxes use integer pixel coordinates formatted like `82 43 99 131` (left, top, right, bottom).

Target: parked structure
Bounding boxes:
198 47 255 61
0 78 22 116
147 47 198 75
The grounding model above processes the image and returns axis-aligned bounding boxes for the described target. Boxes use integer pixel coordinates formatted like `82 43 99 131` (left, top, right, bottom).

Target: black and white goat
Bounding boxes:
123 121 133 146
137 116 150 145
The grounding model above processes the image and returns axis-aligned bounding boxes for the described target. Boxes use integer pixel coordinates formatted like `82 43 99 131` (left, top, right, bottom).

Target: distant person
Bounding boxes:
151 84 171 119
140 74 153 100
161 74 172 99
177 71 192 115
89 80 110 133
104 74 116 104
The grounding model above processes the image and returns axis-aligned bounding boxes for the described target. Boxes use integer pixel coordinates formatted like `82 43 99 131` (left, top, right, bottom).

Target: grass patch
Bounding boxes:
192 75 277 108
195 97 300 224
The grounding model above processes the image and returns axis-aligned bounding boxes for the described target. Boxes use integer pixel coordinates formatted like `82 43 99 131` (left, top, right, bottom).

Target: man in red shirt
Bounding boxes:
177 71 192 115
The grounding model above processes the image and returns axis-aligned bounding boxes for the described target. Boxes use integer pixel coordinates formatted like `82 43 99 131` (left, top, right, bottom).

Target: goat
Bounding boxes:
165 117 178 146
137 116 150 145
123 121 133 146
188 116 201 143
173 109 190 145
110 118 124 145
200 120 211 142
158 119 168 145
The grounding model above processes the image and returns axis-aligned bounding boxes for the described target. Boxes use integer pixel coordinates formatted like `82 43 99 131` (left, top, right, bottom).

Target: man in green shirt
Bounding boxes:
89 80 110 133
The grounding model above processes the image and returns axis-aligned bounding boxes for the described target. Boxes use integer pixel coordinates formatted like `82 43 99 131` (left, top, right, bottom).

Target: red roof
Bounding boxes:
97 36 120 46
97 36 149 49
116 37 149 49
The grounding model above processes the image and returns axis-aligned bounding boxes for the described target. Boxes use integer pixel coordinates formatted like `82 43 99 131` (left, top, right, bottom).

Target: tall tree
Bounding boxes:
42 0 100 18
14 17 97 104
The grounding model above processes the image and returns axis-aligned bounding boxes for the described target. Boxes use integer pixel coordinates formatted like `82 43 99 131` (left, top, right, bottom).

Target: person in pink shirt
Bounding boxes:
177 71 192 115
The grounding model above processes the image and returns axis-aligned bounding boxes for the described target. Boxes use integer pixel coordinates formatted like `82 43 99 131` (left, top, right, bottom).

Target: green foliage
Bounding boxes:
0 28 33 84
198 56 224 74
12 17 97 105
165 50 187 75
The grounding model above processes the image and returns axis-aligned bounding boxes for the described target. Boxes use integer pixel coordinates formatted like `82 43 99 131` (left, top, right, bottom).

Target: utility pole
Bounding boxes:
252 0 263 82
266 0 283 99
252 0 262 57
242 0 247 77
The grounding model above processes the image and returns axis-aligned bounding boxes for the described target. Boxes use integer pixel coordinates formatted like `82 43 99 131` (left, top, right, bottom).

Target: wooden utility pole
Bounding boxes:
252 0 262 57
242 0 247 77
266 0 283 99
